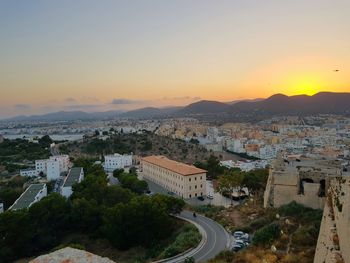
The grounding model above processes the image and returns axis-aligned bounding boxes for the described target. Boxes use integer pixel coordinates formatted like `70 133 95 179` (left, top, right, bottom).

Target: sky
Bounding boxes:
0 0 349 118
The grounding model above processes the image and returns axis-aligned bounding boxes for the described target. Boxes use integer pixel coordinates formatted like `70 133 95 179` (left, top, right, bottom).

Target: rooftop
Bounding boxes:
63 167 83 187
10 184 46 210
142 155 206 176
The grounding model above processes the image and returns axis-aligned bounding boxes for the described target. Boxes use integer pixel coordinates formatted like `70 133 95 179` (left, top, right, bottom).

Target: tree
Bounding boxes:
28 194 71 250
71 173 109 204
0 187 23 209
242 169 269 196
113 168 125 178
152 194 185 215
101 196 173 249
206 155 224 179
38 135 53 147
71 198 101 232
252 223 280 245
216 172 244 204
115 172 148 194
189 138 199 145
0 210 33 262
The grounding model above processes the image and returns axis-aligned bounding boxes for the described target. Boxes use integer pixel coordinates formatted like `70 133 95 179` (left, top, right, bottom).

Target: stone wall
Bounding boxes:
314 177 350 263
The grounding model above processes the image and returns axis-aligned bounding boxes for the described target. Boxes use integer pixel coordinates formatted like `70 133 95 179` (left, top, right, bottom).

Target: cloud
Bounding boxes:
111 98 144 105
14 104 31 110
160 96 201 101
64 104 104 110
64 97 77 103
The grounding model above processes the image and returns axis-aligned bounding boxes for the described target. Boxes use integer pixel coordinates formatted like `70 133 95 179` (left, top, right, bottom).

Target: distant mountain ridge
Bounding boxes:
3 92 350 122
230 92 350 116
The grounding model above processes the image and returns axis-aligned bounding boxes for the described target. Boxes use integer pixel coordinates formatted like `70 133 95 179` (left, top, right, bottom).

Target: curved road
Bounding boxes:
167 210 231 263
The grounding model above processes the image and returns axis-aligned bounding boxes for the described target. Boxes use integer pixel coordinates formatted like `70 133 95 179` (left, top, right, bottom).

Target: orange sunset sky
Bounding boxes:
0 0 349 118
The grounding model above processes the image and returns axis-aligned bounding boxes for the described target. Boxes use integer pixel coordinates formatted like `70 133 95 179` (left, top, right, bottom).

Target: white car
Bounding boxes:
207 194 214 199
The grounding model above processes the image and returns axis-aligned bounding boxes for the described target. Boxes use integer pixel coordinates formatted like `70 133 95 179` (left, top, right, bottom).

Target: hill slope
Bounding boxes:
230 92 350 116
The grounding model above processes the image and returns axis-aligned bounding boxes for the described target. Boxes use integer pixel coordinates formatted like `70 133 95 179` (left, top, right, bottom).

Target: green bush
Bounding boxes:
160 224 201 258
252 222 280 245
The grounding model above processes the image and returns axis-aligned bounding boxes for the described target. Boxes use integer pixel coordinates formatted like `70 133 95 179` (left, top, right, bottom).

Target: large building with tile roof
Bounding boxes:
141 155 207 199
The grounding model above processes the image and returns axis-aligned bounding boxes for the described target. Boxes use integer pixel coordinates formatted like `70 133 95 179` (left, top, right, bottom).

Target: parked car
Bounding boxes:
232 244 244 252
207 194 214 199
233 231 245 238
234 239 249 247
237 233 250 241
197 196 205 201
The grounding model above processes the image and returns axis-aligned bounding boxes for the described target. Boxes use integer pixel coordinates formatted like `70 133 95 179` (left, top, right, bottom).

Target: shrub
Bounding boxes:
252 223 280 245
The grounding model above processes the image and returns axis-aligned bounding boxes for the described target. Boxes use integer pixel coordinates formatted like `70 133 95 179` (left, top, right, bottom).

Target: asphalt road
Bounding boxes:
176 210 231 262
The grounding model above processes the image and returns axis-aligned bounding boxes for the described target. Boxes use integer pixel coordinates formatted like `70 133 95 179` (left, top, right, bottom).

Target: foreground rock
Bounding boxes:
30 247 115 263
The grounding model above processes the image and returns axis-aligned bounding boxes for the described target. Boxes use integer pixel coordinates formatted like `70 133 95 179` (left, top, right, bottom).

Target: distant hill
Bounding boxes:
3 92 350 122
230 92 350 116
5 110 123 122
176 100 231 115
227 98 264 105
121 106 182 119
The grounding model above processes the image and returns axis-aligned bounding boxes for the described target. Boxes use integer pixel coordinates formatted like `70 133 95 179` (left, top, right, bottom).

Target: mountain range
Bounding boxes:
3 92 350 122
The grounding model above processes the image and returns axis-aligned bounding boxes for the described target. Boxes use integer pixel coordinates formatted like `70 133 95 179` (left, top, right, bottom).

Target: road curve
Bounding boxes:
167 210 231 263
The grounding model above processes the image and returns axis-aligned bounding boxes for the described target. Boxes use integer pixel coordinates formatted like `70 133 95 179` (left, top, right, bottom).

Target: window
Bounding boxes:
195 185 197 189
189 178 191 182
195 177 197 181
195 193 197 197
189 194 192 198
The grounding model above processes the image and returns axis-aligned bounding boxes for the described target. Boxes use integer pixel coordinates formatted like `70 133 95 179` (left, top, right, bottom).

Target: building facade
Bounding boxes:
20 168 37 177
264 154 342 209
104 153 133 173
61 167 84 198
35 155 71 180
141 155 207 199
9 184 47 210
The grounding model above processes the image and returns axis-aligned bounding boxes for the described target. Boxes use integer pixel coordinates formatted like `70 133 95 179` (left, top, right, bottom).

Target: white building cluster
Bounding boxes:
20 155 71 181
103 153 133 173
220 159 268 172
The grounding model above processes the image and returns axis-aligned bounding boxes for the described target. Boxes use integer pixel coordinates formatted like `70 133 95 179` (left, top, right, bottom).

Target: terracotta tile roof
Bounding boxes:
142 155 207 176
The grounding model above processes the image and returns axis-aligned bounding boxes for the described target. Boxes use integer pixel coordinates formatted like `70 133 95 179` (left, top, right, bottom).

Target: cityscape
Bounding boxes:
1 1 350 263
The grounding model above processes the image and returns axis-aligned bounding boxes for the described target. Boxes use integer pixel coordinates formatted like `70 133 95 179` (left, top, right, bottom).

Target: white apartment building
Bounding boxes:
141 155 207 199
61 167 84 198
20 168 37 177
207 127 219 142
9 184 47 210
104 153 133 173
35 155 71 180
227 139 246 153
35 159 48 175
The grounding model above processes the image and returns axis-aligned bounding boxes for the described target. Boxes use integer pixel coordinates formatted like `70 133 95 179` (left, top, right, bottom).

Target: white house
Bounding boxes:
61 167 84 198
9 184 47 210
20 168 37 177
103 153 133 173
47 159 60 180
35 155 71 180
35 159 48 175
